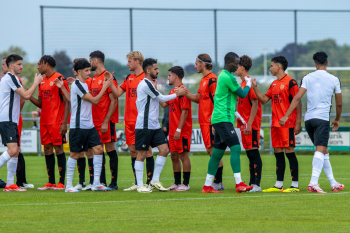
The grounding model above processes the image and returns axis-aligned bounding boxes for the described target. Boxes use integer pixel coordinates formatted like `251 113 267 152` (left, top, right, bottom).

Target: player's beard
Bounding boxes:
150 73 158 79
91 64 97 71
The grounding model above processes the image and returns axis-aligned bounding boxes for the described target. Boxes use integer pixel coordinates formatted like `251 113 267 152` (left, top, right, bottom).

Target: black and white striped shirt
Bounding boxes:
136 78 176 129
70 79 94 129
0 72 23 124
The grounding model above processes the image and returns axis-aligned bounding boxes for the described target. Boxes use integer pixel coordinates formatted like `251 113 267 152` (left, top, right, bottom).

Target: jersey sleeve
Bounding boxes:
265 83 273 99
226 75 240 93
107 77 118 95
289 79 299 98
300 76 308 90
120 75 130 91
180 96 191 110
208 78 217 103
334 78 341 94
248 88 257 100
60 76 70 95
75 81 88 98
8 74 22 91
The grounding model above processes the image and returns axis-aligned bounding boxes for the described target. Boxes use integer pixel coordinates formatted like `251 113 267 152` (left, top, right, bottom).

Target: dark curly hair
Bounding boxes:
197 54 213 70
271 56 288 71
142 58 157 73
73 59 91 72
239 55 252 71
168 66 184 79
39 55 56 68
89 50 105 63
313 51 328 65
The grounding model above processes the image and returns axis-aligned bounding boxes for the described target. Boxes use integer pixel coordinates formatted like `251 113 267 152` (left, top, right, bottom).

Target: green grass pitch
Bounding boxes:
0 153 349 232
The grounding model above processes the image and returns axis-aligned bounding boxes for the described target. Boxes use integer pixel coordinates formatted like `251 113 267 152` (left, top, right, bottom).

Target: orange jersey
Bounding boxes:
88 70 118 124
237 78 262 130
197 72 217 125
265 74 299 128
120 72 145 122
38 72 69 125
166 85 193 137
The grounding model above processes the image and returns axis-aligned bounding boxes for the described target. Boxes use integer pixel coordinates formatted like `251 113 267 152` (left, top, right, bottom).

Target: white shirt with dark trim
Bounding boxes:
70 79 94 129
136 78 177 130
0 72 23 124
301 70 341 121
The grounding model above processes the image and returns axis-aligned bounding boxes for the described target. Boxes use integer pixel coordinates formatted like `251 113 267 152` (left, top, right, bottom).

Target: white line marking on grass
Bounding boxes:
1 191 349 207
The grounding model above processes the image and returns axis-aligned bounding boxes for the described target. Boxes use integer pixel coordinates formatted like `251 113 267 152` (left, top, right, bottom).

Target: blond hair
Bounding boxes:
126 51 144 65
73 58 88 64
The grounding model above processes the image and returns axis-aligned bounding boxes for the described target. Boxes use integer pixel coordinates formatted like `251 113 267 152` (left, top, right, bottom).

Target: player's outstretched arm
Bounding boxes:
174 109 189 141
101 93 117 134
251 78 270 105
244 99 258 135
181 87 199 103
16 73 43 100
331 93 342 131
105 72 125 98
279 87 306 127
54 78 71 102
231 76 251 99
159 102 169 108
83 77 113 105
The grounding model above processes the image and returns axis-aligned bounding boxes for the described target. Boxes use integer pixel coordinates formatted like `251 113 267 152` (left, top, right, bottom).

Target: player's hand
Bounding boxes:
103 76 113 88
53 78 64 88
34 73 43 85
245 76 252 88
279 116 288 127
175 87 187 97
163 127 167 132
212 126 215 135
101 121 108 134
174 131 180 141
294 123 301 135
105 71 114 81
60 123 67 136
244 124 252 136
66 77 76 84
331 120 340 131
252 77 257 88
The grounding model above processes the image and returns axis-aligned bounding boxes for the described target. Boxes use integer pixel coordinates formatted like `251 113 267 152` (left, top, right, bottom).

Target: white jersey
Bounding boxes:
0 72 23 124
136 78 176 130
70 79 94 129
301 70 341 121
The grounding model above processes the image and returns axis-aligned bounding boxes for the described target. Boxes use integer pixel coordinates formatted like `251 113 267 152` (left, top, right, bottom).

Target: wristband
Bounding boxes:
176 128 181 133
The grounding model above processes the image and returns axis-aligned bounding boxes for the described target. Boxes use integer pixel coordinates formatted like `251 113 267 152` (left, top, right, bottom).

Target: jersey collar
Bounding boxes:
277 74 287 82
202 72 213 79
45 71 56 80
135 71 145 79
97 69 107 77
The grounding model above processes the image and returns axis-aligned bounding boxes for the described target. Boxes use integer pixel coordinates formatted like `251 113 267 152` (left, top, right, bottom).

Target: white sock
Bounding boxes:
291 181 299 188
66 157 77 189
204 174 214 186
93 155 103 186
151 156 167 183
310 151 324 185
275 181 283 188
234 172 242 184
7 157 18 186
134 161 144 189
323 153 337 186
0 151 11 169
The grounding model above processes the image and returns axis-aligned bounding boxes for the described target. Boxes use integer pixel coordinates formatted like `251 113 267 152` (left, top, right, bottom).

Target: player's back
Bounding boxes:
301 70 341 121
70 80 94 129
198 72 217 125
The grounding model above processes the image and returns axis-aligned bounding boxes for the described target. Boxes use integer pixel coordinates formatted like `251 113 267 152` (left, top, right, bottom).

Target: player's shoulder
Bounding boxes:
208 73 217 85
125 73 134 81
54 72 65 80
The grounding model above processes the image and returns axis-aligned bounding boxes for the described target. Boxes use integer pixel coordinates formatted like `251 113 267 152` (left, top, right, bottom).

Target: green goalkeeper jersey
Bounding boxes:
211 69 240 124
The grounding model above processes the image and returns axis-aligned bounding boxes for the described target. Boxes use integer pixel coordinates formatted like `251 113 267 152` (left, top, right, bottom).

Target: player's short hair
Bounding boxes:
3 56 7 60
73 59 91 72
90 50 105 63
39 55 56 68
168 66 185 79
142 58 157 73
6 54 23 67
239 55 252 71
313 51 328 65
126 51 144 66
73 58 89 64
224 52 239 65
197 53 213 70
271 56 288 71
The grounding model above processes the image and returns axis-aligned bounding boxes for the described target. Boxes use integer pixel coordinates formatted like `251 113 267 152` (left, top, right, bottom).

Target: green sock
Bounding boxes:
230 145 241 173
207 148 225 175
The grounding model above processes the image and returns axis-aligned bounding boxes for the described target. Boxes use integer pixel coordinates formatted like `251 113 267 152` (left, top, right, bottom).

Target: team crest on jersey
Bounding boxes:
280 84 284 90
98 80 102 85
50 82 54 86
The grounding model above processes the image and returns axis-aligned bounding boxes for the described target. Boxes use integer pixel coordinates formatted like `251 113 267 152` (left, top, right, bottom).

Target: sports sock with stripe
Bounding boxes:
100 153 107 185
107 150 118 186
88 158 94 184
183 172 191 186
22 153 27 184
56 153 66 185
285 152 299 187
7 157 18 186
214 166 223 184
131 157 137 184
310 151 324 185
77 157 86 185
151 156 167 182
322 153 337 186
146 156 154 185
93 155 103 186
134 161 144 189
45 153 55 184
246 150 255 185
66 157 77 189
274 152 285 185
250 149 262 187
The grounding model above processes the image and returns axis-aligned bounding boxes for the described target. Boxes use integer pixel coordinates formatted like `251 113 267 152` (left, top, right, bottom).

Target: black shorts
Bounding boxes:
69 127 102 152
135 128 168 150
213 122 240 150
305 119 330 146
0 122 20 146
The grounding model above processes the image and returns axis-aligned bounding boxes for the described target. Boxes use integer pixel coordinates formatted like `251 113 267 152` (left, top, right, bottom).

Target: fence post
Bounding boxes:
130 8 133 52
41 6 44 56
269 115 272 155
294 10 297 65
214 9 218 75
